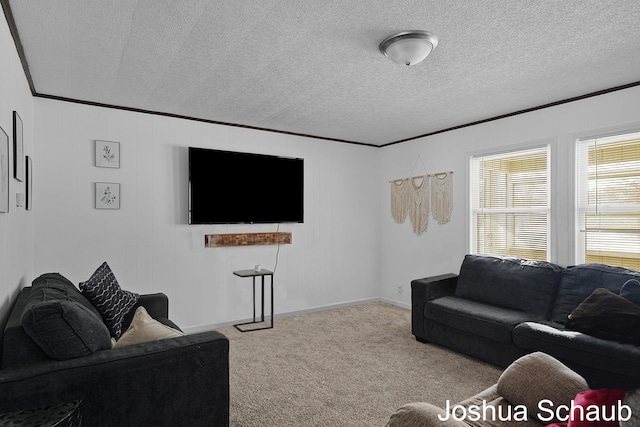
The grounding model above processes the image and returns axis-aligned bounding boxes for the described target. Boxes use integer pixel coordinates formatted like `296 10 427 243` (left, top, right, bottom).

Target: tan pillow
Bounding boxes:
496 352 588 424
113 306 184 348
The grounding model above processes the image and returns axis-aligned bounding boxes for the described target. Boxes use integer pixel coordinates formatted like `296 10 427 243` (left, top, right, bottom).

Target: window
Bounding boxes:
576 131 640 269
471 146 550 261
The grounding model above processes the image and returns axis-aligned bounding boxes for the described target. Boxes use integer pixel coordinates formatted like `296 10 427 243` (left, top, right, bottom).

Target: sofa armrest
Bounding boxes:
412 274 458 301
411 274 458 340
0 330 230 427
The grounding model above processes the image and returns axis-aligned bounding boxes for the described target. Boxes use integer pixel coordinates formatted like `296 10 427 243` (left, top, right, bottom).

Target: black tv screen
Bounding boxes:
189 147 304 224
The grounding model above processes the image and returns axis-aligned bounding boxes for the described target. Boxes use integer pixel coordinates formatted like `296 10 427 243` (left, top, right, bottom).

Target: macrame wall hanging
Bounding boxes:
390 178 410 224
408 175 429 235
431 172 453 224
389 156 453 235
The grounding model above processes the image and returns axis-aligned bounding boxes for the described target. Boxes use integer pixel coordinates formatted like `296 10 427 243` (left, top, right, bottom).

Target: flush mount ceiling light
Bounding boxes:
379 30 439 66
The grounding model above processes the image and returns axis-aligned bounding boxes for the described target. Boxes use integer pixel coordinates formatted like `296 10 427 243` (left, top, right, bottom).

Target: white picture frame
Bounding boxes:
95 140 120 168
95 182 120 209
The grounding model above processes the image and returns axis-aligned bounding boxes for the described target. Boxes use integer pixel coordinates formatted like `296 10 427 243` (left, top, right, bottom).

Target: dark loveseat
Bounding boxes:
0 273 230 426
412 254 640 390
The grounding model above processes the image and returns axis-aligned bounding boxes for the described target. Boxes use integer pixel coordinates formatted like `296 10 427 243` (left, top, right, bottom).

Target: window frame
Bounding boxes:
574 129 640 269
468 141 553 261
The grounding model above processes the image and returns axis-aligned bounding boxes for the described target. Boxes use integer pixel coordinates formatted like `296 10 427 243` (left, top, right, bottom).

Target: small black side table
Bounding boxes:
233 269 274 332
0 400 81 426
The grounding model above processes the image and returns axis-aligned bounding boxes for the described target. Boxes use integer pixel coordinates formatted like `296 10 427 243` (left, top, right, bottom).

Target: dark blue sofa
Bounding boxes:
412 254 640 390
0 274 230 426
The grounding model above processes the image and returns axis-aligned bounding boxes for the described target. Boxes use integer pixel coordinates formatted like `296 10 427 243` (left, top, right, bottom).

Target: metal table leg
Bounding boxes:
233 269 274 332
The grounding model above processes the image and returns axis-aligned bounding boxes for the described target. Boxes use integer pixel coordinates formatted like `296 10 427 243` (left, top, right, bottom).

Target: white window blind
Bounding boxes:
471 146 550 261
576 131 640 270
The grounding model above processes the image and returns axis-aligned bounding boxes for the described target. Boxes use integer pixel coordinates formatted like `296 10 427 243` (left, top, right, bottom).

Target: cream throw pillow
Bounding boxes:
113 306 184 348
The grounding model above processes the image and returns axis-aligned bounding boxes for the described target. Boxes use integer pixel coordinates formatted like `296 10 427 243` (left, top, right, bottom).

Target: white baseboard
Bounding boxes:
182 296 404 334
380 297 410 310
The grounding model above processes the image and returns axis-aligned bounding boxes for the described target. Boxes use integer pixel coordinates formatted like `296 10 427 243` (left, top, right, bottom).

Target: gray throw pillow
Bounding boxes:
79 262 139 339
21 299 112 360
29 272 102 320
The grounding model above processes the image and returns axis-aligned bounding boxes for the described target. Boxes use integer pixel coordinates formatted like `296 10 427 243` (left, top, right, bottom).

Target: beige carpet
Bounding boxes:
219 302 501 426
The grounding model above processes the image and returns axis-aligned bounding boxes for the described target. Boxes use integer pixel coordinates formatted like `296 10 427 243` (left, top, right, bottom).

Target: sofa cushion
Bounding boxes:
513 321 640 388
114 307 184 348
1 288 51 368
21 299 112 360
425 296 542 344
80 262 139 339
497 352 588 424
30 272 102 320
551 263 640 324
566 288 640 345
455 254 563 317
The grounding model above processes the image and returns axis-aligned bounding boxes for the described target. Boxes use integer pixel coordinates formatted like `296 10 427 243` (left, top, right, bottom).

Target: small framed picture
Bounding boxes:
0 126 8 213
13 111 24 181
26 156 33 211
95 140 120 168
95 182 120 209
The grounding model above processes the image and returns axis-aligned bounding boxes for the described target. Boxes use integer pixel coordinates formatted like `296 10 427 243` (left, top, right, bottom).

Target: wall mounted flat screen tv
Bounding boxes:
189 147 304 224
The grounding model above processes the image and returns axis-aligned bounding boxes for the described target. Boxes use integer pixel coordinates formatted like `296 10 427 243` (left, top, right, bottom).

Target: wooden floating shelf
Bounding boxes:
205 232 292 248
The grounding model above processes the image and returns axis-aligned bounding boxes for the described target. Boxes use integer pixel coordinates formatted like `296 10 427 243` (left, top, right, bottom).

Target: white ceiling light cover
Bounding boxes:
379 31 439 66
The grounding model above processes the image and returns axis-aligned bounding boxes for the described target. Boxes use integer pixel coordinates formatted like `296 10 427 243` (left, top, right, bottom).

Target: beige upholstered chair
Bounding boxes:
387 352 638 427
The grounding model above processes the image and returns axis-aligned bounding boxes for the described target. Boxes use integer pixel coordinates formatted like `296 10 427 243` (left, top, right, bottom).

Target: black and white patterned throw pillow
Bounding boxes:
80 262 139 339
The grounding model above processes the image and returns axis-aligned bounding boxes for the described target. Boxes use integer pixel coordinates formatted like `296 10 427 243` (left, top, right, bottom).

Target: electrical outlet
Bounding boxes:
397 285 404 294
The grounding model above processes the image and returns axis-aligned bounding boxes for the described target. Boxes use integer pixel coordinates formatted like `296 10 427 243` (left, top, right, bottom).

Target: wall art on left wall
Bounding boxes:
0 126 8 213
13 111 23 182
26 156 33 211
95 182 120 209
95 140 120 168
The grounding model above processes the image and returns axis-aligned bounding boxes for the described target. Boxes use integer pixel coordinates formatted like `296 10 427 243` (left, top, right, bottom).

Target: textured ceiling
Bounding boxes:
5 0 640 146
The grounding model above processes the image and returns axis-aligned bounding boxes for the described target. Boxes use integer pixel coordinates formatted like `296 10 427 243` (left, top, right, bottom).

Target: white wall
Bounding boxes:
379 85 640 308
0 13 33 338
5 3 640 332
33 99 380 330
30 85 640 325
